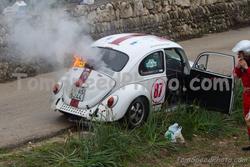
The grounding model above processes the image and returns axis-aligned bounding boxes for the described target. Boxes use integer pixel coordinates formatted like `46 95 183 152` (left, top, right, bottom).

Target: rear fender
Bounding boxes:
50 77 66 110
102 84 151 121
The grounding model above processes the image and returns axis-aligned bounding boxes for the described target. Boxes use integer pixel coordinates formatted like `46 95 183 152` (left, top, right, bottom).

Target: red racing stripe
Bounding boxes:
111 34 144 45
75 68 92 87
70 68 92 108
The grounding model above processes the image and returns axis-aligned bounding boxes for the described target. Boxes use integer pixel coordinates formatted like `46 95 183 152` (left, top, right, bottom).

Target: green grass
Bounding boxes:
0 149 8 155
0 82 246 166
232 81 245 125
1 103 242 167
166 105 237 140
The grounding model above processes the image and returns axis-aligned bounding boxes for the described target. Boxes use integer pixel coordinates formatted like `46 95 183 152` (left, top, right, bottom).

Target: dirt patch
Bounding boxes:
146 128 250 167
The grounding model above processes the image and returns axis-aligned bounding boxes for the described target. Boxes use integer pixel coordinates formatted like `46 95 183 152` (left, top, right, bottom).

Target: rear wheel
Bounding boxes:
124 97 149 128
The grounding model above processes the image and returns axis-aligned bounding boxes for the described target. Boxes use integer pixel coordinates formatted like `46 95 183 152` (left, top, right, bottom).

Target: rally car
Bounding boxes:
51 33 235 127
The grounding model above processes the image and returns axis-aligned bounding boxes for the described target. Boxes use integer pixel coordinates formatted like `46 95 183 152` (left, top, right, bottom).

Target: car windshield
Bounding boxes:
97 48 129 72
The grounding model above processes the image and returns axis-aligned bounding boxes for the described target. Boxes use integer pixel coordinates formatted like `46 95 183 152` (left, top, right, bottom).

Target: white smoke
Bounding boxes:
5 0 98 68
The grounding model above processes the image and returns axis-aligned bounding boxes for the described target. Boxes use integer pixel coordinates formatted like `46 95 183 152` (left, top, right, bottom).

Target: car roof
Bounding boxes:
93 33 182 56
92 33 183 72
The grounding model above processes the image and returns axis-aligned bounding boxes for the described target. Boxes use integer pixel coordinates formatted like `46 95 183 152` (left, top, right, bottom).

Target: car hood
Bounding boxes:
62 67 116 109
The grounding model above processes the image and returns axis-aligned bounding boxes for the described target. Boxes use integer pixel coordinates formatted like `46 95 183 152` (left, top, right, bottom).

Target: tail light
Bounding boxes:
107 96 118 108
53 82 63 95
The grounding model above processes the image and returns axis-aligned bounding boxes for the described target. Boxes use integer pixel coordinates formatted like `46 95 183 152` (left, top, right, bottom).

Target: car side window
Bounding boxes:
195 55 208 71
164 48 183 72
139 51 164 76
195 54 234 76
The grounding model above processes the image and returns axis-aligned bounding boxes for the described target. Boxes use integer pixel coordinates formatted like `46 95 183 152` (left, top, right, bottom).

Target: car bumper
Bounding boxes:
53 98 114 122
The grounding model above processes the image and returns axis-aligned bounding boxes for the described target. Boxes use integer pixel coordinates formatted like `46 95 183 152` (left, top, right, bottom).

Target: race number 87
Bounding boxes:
154 82 163 98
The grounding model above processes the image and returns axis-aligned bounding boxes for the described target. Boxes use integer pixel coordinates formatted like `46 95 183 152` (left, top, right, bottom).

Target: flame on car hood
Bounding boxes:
72 55 86 68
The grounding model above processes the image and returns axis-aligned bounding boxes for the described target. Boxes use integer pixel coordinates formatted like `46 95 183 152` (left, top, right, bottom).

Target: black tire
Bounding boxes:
123 97 149 128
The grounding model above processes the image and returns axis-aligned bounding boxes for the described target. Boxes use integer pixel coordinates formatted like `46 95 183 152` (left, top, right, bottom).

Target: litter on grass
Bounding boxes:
165 123 185 144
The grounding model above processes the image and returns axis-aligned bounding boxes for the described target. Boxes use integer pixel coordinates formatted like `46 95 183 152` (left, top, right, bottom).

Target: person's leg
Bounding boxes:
242 93 250 151
243 95 250 138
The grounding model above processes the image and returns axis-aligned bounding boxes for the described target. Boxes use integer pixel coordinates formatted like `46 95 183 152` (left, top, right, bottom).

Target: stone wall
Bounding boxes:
73 0 250 40
0 0 250 82
0 22 7 48
0 18 54 82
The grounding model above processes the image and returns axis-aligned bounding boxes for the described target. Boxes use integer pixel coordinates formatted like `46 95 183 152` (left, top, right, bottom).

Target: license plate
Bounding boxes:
71 87 86 101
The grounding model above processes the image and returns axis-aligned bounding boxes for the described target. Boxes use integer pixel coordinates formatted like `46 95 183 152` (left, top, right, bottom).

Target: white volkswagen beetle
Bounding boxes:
51 33 236 127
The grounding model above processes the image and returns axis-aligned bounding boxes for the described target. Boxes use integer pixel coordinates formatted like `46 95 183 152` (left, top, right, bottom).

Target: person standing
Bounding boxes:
233 40 250 151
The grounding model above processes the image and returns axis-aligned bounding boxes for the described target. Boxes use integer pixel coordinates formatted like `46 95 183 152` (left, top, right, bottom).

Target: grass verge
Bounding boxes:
0 82 246 166
0 102 242 167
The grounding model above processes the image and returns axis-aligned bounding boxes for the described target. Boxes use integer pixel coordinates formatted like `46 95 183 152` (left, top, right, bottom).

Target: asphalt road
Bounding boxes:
0 27 250 149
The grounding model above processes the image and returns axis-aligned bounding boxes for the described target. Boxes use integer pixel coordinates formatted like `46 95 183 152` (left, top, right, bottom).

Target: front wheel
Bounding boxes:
124 97 149 128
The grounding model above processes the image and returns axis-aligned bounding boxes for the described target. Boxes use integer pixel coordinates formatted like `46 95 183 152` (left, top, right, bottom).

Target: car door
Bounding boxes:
164 48 186 105
138 50 167 106
186 52 235 114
